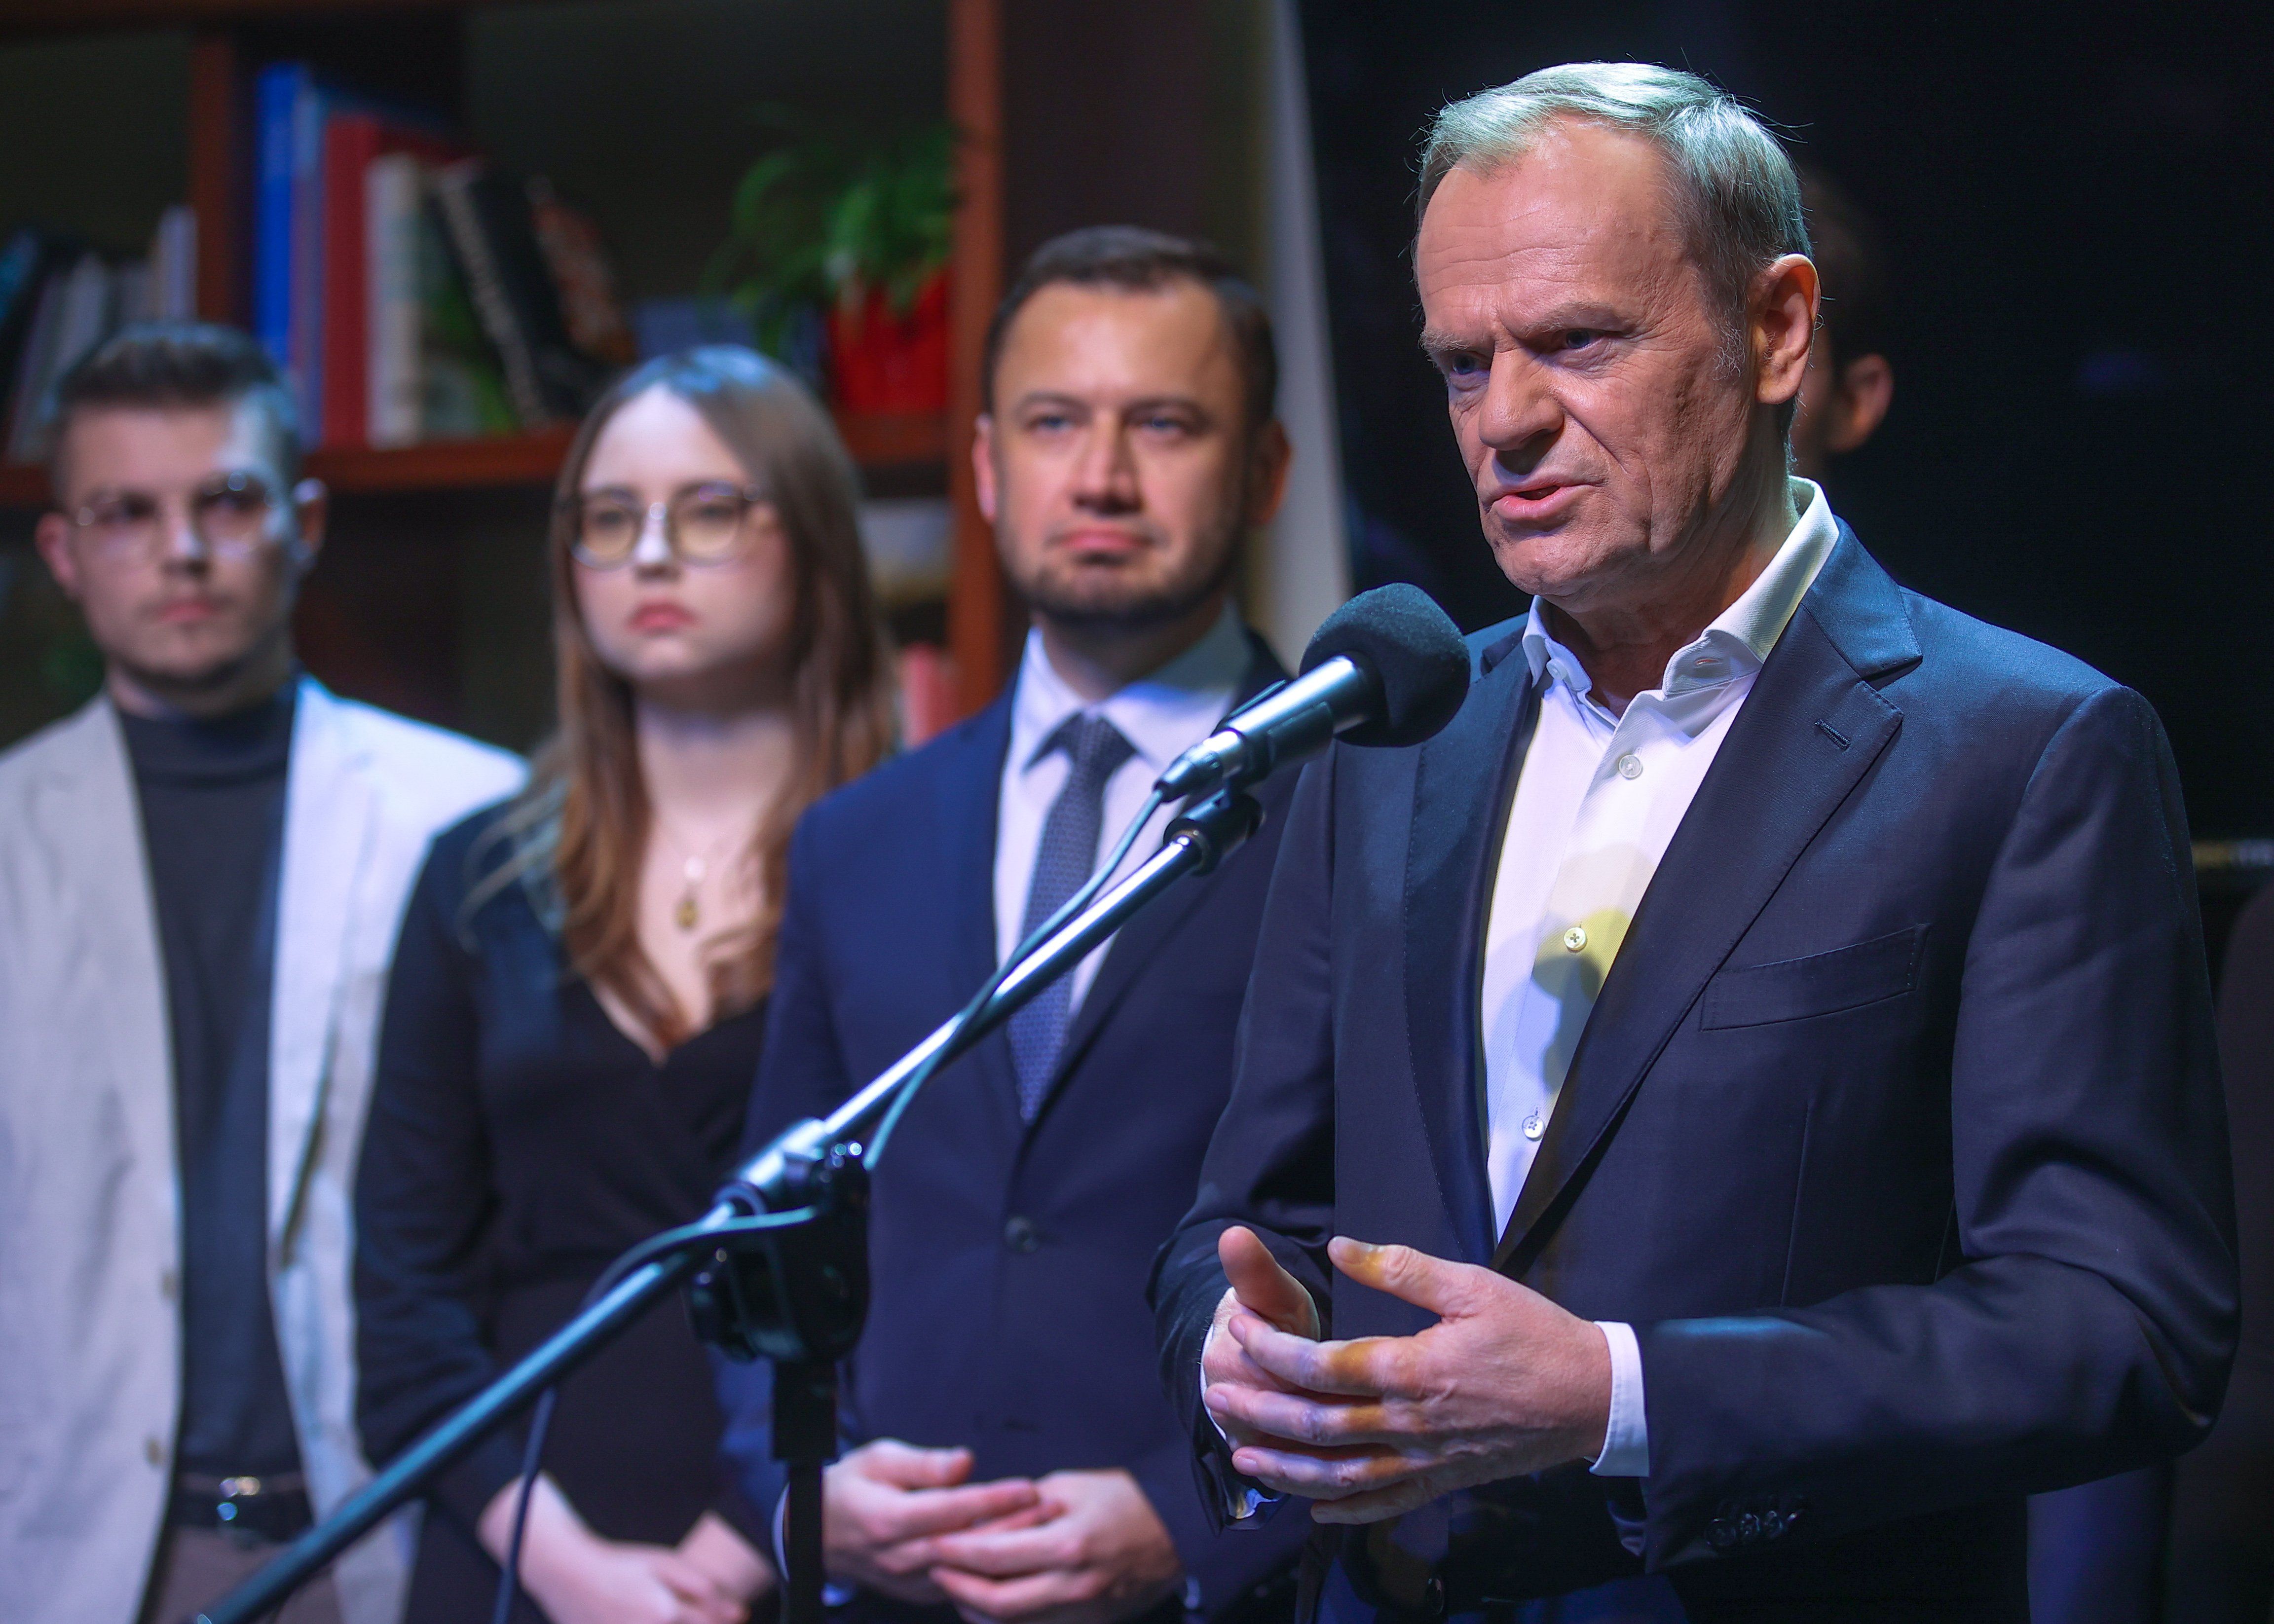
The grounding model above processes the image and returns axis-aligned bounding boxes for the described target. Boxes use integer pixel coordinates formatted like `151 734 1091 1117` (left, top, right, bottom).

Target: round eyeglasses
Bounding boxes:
68 471 285 563
564 482 772 568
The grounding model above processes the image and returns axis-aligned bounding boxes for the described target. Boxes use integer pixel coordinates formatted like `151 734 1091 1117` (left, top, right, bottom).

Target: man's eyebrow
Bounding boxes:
1008 390 1091 414
1421 304 1630 355
1119 394 1212 419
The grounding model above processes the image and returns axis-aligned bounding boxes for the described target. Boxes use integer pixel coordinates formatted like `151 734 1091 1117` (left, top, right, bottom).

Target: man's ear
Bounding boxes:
288 478 329 575
33 511 83 602
1753 254 1820 409
1246 420 1293 532
1826 354 1894 456
971 414 999 524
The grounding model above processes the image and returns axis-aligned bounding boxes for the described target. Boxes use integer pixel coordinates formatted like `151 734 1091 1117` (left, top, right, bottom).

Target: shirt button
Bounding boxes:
159 1268 178 1300
1522 1113 1545 1142
1563 925 1588 953
1003 1216 1040 1254
145 1436 166 1467
1616 753 1643 780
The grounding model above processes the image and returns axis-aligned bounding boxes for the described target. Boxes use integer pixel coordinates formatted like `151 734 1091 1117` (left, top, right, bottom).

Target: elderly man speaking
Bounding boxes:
1151 62 2235 1623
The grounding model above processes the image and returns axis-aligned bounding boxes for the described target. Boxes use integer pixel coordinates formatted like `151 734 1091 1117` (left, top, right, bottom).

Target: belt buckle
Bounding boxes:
203 1476 273 1547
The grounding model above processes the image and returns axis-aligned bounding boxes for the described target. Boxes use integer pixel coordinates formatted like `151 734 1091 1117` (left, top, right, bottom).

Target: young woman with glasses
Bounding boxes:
354 347 897 1624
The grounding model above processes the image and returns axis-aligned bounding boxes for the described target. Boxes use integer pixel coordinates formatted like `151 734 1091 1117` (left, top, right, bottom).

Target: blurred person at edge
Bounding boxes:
2165 882 2274 1623
0 324 522 1624
714 227 1313 1624
1786 166 1894 482
352 347 896 1624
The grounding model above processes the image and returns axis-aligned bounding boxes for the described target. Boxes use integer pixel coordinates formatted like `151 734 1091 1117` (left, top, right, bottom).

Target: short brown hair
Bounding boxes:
49 321 299 492
982 226 1278 432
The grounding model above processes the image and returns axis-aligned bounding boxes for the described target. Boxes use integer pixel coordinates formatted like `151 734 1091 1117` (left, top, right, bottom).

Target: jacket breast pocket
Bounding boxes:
1700 924 1926 1030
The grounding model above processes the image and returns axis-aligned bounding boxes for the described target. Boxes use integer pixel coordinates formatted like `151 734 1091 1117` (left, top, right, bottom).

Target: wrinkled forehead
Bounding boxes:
1414 122 1700 328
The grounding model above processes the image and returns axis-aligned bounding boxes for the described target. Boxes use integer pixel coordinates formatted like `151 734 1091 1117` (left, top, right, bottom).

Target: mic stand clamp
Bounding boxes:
690 1140 871 1624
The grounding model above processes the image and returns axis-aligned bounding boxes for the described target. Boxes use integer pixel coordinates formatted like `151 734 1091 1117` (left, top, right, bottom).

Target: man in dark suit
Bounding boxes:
1152 63 2236 1623
720 227 1311 1624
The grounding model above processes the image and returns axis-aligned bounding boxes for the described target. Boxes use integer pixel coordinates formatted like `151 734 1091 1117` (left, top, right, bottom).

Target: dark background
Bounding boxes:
1300 0 2272 841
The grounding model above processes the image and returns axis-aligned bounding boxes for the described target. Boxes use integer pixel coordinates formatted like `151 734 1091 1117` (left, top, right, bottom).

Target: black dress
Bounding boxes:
355 803 768 1623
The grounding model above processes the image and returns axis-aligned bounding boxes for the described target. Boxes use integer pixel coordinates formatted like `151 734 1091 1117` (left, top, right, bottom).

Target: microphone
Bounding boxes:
1155 584 1470 800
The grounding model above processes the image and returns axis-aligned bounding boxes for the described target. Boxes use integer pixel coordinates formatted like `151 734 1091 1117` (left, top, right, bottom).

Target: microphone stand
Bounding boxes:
198 788 1265 1624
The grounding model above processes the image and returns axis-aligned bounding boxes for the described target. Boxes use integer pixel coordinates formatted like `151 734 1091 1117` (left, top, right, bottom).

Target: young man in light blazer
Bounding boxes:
0 325 522 1624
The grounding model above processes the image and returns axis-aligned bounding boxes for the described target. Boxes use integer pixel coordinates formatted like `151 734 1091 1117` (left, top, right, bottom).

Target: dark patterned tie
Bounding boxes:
1007 712 1137 1119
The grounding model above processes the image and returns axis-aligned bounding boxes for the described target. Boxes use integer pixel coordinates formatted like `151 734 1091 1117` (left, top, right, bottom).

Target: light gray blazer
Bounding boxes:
0 679 522 1624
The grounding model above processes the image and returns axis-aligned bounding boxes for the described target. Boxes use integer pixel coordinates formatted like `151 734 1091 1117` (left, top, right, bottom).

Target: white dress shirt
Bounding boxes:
1484 478 1838 1476
993 603 1251 1000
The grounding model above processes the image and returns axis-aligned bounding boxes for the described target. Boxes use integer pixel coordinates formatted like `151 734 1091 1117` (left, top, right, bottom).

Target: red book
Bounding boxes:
319 111 455 448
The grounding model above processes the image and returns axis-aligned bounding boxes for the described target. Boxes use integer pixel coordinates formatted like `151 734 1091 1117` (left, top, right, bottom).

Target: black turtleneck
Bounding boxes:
119 683 304 1482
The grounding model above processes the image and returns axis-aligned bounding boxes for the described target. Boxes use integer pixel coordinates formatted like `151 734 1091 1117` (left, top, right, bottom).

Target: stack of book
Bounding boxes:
253 61 634 451
0 208 196 464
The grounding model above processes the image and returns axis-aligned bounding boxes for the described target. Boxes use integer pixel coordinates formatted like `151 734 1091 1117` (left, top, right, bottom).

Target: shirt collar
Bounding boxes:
1009 601 1251 776
1521 477 1840 703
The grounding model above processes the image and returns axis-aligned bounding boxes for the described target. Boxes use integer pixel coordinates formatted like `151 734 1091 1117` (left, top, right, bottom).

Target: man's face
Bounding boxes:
35 403 314 701
976 280 1276 630
1415 121 1776 615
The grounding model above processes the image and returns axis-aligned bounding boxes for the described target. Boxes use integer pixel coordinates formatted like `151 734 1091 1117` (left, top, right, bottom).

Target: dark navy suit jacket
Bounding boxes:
1152 534 2237 1623
723 633 1311 1619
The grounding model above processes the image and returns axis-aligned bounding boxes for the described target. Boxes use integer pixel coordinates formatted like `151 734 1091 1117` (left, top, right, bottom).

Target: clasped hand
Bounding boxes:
824 1439 1181 1624
1199 1227 1612 1523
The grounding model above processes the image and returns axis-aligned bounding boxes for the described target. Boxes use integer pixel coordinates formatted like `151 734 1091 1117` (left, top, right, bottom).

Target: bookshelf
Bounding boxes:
0 0 1010 743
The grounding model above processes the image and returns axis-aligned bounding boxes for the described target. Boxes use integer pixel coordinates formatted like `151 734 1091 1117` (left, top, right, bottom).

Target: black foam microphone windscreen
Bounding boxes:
1299 583 1470 747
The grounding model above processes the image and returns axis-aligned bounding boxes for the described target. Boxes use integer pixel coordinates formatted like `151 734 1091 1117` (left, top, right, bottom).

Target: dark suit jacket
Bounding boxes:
722 633 1311 1619
1152 533 2237 1623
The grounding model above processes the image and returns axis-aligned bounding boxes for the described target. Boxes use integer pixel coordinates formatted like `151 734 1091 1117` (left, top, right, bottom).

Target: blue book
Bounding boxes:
254 63 304 383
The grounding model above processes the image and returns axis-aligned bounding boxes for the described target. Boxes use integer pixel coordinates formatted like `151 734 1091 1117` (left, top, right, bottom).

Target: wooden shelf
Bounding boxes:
0 0 1005 712
0 411 948 507
304 428 577 493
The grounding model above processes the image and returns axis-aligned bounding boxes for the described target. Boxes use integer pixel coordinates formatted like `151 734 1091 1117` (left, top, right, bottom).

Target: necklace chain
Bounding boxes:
653 817 741 934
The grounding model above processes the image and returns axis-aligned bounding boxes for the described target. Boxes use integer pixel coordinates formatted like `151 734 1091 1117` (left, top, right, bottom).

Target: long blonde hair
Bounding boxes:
490 347 896 1048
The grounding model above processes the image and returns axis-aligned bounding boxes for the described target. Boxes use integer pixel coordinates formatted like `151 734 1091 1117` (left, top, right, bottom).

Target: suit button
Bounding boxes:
1003 1216 1040 1253
1707 1519 1737 1550
1759 1510 1786 1539
1737 1512 1761 1544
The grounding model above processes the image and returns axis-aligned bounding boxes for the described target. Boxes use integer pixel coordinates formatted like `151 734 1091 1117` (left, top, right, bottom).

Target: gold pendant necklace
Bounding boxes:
656 819 737 935
674 853 706 932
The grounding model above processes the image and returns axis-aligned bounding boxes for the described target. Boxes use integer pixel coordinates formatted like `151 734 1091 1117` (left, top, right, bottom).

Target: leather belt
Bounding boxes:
168 1472 313 1544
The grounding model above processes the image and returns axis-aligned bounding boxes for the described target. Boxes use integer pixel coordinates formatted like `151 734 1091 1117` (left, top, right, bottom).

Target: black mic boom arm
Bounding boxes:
196 788 1267 1624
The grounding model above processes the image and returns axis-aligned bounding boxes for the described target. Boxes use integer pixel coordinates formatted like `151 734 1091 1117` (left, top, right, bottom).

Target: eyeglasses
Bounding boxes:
68 471 285 563
564 482 772 568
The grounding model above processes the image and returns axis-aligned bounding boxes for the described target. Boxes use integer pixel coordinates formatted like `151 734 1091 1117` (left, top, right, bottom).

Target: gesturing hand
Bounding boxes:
1201 1232 1611 1524
822 1439 1044 1604
1201 1226 1323 1459
927 1468 1182 1624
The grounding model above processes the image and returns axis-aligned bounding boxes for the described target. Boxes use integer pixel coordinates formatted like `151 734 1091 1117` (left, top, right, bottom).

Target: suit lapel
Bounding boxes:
1404 643 1539 1264
937 696 1027 1137
1037 637 1289 1118
39 701 178 1247
267 681 377 1242
1491 532 1921 1273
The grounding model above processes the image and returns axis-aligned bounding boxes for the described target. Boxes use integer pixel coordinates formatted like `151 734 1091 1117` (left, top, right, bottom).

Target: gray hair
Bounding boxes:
1419 63 1809 340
